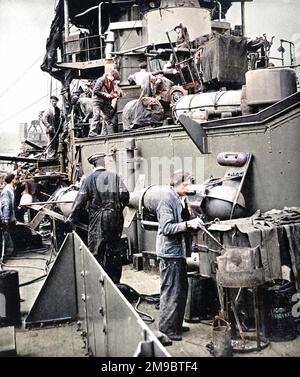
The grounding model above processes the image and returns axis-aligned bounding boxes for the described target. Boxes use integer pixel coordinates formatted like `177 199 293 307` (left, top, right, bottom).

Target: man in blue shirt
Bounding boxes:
0 173 19 260
156 170 202 341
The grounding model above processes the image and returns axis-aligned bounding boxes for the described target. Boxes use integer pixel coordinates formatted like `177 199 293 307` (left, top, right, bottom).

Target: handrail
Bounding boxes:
62 34 105 63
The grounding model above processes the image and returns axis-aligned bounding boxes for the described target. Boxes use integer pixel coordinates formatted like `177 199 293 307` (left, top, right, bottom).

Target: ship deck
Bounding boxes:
2 249 300 358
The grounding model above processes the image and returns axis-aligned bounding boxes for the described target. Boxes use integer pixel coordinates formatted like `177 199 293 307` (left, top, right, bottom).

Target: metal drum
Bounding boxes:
246 68 297 106
174 90 242 123
54 187 79 217
143 7 211 46
201 180 246 221
263 279 297 342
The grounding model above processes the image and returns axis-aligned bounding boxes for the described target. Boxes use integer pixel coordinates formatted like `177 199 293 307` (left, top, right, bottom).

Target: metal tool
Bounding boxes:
198 219 225 252
230 153 252 219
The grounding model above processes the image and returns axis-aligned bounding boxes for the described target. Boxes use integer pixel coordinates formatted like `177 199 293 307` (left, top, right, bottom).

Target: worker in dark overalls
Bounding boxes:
69 153 129 283
156 170 202 341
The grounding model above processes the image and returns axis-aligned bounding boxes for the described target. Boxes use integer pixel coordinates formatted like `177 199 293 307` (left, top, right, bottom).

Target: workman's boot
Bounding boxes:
181 326 190 332
167 333 182 341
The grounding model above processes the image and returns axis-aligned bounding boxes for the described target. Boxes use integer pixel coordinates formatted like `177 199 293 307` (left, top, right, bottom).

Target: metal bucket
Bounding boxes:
212 317 233 357
263 279 297 342
184 273 220 322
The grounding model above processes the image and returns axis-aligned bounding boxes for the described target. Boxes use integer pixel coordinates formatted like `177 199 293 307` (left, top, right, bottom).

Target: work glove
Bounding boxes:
187 217 203 230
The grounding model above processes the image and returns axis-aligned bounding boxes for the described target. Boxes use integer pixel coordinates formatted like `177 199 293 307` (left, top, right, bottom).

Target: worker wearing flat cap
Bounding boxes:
89 69 123 137
156 170 203 341
69 153 129 283
41 95 63 158
174 23 190 50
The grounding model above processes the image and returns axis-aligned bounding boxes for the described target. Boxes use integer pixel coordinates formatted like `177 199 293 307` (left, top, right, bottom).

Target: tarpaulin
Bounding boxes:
122 98 164 131
200 34 248 87
206 208 300 287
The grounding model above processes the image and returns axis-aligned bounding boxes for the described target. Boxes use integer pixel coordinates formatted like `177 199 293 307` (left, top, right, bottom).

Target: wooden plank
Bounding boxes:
28 194 60 230
24 139 44 150
30 205 65 222
0 155 58 166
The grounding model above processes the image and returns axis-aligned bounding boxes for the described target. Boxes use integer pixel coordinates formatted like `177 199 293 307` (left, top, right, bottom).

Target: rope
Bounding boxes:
0 54 44 99
0 86 62 127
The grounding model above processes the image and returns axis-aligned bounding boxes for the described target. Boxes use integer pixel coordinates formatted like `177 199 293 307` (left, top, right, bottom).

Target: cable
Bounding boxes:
140 293 160 304
0 54 44 99
118 20 139 52
0 236 54 285
135 297 155 324
0 87 62 127
8 256 48 262
20 248 50 255
37 118 66 162
19 274 47 287
117 283 160 323
0 263 46 272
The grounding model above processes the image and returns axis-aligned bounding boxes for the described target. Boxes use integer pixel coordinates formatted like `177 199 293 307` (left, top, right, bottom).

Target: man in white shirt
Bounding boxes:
128 62 155 97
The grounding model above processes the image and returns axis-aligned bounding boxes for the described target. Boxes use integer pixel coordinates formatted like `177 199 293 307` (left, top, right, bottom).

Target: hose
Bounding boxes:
135 297 155 324
19 274 47 287
117 283 160 323
0 263 46 272
1 245 53 286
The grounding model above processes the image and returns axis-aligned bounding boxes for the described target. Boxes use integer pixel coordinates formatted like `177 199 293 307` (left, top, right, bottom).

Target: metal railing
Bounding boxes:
62 34 106 63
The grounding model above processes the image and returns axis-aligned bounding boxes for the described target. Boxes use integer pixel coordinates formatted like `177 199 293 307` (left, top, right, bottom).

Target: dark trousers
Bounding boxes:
88 208 124 284
95 242 122 284
16 206 27 223
46 132 59 158
1 222 16 259
159 258 188 336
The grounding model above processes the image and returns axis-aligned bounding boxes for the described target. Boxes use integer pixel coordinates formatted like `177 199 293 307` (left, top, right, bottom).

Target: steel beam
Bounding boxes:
0 155 58 166
178 114 207 154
